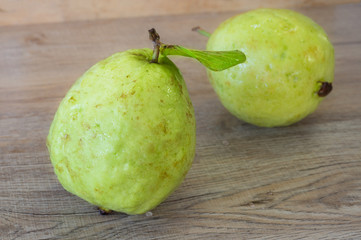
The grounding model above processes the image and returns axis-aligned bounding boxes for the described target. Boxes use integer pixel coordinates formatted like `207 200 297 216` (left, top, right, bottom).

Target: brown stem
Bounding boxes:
148 28 161 63
317 82 333 97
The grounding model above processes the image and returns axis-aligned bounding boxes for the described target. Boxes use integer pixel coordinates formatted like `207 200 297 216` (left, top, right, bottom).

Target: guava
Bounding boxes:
47 29 245 215
206 9 334 127
47 47 196 214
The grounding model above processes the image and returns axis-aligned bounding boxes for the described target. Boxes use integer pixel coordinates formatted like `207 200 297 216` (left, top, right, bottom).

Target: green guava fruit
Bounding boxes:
206 8 334 127
47 48 196 215
47 29 246 215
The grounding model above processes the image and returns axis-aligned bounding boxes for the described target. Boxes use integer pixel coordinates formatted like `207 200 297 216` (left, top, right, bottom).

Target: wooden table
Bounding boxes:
1 3 361 239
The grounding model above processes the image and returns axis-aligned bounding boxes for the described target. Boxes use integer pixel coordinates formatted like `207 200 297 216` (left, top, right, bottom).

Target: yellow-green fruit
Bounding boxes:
47 48 196 214
207 9 334 127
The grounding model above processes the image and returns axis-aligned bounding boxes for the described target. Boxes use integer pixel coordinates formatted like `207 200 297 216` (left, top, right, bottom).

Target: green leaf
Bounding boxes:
160 45 246 71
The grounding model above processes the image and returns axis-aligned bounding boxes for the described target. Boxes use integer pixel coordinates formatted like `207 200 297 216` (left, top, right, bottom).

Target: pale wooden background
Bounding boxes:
0 0 358 26
1 1 361 240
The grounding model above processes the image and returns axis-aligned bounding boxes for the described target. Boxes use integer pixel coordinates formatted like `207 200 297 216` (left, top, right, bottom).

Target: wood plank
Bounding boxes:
0 0 359 26
1 3 361 240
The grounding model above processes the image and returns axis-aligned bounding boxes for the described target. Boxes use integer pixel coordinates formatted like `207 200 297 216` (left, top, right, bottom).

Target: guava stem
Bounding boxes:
318 82 333 97
192 26 211 38
98 207 112 215
148 28 161 63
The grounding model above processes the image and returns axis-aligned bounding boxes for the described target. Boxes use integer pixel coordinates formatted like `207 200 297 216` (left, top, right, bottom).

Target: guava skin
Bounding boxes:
207 9 334 127
47 48 196 215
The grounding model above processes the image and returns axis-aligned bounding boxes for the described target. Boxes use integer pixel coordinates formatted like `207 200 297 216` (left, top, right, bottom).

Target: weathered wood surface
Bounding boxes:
0 0 359 26
1 2 361 240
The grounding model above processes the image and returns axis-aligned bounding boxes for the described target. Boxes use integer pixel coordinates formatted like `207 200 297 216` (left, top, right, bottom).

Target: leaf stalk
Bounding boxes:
192 26 211 38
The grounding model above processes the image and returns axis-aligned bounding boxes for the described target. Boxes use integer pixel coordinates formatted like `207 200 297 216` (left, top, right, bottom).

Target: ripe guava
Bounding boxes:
206 9 334 127
47 48 196 214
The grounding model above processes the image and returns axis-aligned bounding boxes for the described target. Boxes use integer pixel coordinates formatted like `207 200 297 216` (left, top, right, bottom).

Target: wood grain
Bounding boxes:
0 0 360 26
1 2 361 240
